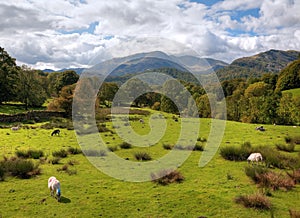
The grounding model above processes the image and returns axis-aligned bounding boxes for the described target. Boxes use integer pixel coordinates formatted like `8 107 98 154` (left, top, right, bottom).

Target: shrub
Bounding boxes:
68 159 79 166
197 137 207 142
235 193 271 210
220 146 251 161
15 150 29 158
27 150 44 159
50 157 61 165
52 149 68 158
134 152 152 161
119 142 132 149
287 169 300 183
276 143 295 152
285 136 292 143
83 150 107 157
67 147 82 155
194 143 204 151
15 150 44 159
257 171 295 191
108 146 118 152
0 164 5 181
163 143 173 150
245 165 269 183
151 169 184 185
1 157 40 179
289 209 300 218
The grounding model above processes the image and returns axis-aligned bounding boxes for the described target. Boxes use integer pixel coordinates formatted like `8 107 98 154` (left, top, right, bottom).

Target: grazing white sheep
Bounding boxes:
48 176 61 202
11 126 20 131
247 153 263 164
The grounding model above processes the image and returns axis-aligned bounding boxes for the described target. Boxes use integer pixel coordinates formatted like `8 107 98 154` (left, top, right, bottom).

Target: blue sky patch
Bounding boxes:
58 21 99 35
189 0 222 7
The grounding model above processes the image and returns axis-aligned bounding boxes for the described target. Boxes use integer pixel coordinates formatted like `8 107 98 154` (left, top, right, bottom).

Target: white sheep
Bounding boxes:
48 176 61 202
247 153 263 164
11 125 20 131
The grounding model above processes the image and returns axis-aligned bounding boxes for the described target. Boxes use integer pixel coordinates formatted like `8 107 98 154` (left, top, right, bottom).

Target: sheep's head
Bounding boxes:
56 188 61 202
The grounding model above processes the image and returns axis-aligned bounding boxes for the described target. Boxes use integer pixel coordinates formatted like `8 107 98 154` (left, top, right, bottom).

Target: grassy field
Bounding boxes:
0 110 300 217
283 88 300 97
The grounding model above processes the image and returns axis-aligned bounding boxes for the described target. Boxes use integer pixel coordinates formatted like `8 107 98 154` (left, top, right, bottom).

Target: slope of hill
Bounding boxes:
216 50 300 81
276 58 300 91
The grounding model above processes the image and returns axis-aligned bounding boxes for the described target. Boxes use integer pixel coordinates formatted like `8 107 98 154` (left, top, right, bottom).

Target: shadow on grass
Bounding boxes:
60 196 71 203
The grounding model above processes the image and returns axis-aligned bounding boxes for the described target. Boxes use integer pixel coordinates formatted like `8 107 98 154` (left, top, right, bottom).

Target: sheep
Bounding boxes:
48 176 61 202
11 125 20 131
51 129 60 136
247 153 263 164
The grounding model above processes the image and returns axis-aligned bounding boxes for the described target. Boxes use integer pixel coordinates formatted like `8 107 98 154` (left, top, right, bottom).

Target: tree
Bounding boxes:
48 84 76 117
17 66 47 109
53 70 79 95
276 59 300 91
97 82 119 107
0 47 19 103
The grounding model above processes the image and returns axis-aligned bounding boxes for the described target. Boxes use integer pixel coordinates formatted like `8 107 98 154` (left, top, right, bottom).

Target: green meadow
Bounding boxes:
0 110 300 218
283 88 300 98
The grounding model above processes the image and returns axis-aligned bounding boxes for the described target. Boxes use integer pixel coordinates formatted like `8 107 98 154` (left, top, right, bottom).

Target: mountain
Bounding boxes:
42 67 85 75
89 51 227 78
216 49 300 81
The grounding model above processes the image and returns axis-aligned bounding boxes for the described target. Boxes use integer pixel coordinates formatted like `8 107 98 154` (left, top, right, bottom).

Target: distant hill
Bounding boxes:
42 68 85 75
216 50 300 81
276 58 300 91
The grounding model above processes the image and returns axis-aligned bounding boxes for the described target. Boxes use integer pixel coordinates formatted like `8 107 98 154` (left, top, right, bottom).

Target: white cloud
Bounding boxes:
0 0 299 69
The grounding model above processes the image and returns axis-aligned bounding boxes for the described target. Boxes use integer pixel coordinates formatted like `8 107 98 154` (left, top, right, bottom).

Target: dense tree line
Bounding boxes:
1 46 299 125
0 47 79 109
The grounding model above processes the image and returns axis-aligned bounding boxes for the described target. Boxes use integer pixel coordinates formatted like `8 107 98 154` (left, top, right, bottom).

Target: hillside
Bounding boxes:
276 58 300 91
216 50 300 81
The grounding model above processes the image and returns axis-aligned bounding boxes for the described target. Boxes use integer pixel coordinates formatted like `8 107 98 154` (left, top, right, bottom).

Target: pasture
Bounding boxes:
0 110 300 218
283 88 300 97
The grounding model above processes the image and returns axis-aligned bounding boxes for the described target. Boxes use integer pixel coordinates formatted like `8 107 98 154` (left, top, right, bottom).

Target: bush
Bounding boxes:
52 149 68 158
285 136 292 143
151 169 184 185
67 147 82 155
289 209 300 218
50 157 61 165
108 146 118 152
119 142 132 149
194 143 204 151
15 150 44 159
197 137 207 142
0 164 5 181
291 136 300 145
220 146 251 161
163 143 173 150
1 157 41 179
27 150 44 159
83 150 107 157
245 165 269 183
134 152 152 161
15 150 29 158
287 169 300 183
257 171 295 191
276 144 295 152
235 193 271 210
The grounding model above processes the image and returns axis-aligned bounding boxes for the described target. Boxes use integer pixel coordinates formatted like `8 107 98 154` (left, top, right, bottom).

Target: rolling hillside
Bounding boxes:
216 50 300 81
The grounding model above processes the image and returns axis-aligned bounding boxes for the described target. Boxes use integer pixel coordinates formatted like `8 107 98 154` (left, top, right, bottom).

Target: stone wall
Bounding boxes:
0 111 67 123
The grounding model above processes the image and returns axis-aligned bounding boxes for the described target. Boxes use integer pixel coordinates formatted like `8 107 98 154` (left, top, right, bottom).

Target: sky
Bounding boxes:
0 0 300 70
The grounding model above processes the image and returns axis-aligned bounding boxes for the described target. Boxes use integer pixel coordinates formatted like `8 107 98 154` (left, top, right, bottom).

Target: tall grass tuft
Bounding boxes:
52 149 68 158
289 209 300 218
235 193 271 210
151 169 184 185
119 142 132 149
276 143 295 152
134 152 152 161
67 147 82 155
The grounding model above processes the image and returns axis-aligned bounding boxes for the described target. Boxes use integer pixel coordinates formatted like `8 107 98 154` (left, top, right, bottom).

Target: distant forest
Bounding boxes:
0 47 299 125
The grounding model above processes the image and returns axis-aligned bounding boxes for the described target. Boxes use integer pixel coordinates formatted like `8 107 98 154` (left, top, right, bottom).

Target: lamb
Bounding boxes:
11 126 20 131
51 129 60 136
48 176 61 202
247 153 263 164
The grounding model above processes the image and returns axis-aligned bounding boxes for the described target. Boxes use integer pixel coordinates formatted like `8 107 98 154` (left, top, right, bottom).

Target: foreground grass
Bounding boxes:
0 113 300 217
